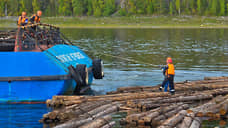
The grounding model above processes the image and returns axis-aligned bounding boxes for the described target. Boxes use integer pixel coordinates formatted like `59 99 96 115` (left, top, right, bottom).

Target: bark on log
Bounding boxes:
151 104 189 127
126 108 160 123
79 115 112 128
190 95 228 117
79 102 119 119
92 105 119 119
142 103 183 124
189 117 201 128
157 110 187 128
204 76 228 80
101 121 116 128
54 117 93 128
53 104 119 128
41 76 228 127
179 112 195 128
41 101 111 124
107 77 228 94
141 94 212 111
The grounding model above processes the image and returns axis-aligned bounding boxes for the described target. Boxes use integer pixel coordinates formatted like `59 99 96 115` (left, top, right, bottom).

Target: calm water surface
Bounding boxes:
1 28 228 127
62 28 228 94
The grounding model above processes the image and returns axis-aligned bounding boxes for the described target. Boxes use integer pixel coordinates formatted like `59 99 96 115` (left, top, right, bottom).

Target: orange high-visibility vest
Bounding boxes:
17 16 28 26
166 64 175 75
30 14 40 23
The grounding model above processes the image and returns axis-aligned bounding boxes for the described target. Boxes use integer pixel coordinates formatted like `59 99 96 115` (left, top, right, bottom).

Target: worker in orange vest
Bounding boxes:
159 57 175 94
17 12 28 26
29 10 42 24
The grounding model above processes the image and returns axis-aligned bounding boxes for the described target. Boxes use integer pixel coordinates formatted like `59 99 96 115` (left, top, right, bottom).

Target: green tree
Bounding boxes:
197 0 201 14
103 0 116 16
219 0 225 16
1 0 228 17
175 0 181 15
128 0 137 14
136 0 145 14
19 0 27 14
92 0 104 17
8 0 19 16
45 0 58 16
169 1 174 15
0 0 5 16
87 0 93 15
189 0 196 14
182 0 190 15
210 0 217 15
58 0 72 16
72 0 85 16
145 0 154 15
32 0 41 13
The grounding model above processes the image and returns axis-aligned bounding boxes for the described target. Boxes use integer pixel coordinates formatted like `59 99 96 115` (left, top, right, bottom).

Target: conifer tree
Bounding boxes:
72 0 84 16
175 0 181 15
197 0 201 14
219 0 225 16
103 0 116 16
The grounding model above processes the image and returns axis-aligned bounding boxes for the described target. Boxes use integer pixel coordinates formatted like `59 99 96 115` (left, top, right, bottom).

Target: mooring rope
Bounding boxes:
58 35 160 68
98 52 159 67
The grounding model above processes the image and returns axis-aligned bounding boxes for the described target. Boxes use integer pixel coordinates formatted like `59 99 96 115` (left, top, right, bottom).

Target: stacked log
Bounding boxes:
155 95 228 128
108 77 228 94
40 76 228 128
157 110 188 128
46 92 170 109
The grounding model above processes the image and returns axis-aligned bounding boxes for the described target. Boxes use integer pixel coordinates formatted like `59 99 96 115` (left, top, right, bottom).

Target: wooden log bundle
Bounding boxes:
47 92 170 109
108 77 228 94
40 76 228 128
158 110 188 128
79 115 112 128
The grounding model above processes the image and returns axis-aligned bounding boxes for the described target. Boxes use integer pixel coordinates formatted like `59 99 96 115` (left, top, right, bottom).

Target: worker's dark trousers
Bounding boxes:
161 75 175 93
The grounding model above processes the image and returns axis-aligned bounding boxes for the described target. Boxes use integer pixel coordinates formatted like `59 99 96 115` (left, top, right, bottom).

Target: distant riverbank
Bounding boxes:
1 16 228 28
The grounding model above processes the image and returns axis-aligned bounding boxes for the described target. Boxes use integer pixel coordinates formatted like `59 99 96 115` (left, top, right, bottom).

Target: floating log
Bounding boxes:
100 121 116 128
40 100 112 123
91 104 119 119
140 94 212 111
79 115 112 128
40 76 228 128
179 112 195 128
158 110 187 128
190 95 228 116
126 108 160 124
53 104 119 128
204 76 228 80
108 77 228 94
141 103 184 125
54 117 93 128
151 104 189 127
189 117 201 128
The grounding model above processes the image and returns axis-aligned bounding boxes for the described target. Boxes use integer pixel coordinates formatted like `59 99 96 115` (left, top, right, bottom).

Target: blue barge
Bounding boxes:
0 24 104 103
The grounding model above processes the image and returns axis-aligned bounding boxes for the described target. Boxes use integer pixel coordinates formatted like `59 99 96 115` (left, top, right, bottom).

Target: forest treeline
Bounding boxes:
1 0 228 17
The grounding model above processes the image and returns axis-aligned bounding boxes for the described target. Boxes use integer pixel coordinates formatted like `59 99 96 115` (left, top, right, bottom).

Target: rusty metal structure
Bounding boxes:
0 23 72 52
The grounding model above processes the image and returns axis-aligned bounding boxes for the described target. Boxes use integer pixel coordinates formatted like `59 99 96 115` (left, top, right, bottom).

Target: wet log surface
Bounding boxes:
40 76 228 128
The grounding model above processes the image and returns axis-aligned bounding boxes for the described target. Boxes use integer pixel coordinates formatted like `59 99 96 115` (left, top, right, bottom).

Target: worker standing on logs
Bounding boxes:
17 12 28 27
159 57 175 94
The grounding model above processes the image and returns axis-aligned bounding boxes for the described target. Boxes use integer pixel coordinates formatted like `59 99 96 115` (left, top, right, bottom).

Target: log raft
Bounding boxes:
40 77 228 128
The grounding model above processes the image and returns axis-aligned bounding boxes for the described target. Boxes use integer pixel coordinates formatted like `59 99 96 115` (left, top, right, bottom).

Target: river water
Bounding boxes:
1 28 228 127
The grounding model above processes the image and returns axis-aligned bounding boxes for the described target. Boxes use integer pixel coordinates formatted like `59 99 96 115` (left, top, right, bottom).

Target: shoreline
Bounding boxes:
1 25 228 29
1 16 228 29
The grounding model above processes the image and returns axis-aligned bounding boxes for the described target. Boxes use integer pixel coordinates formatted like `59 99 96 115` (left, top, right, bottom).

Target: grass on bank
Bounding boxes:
1 16 228 28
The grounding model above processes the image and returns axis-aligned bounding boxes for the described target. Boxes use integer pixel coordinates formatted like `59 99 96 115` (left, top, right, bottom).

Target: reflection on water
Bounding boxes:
62 28 228 94
0 104 49 127
0 28 228 127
